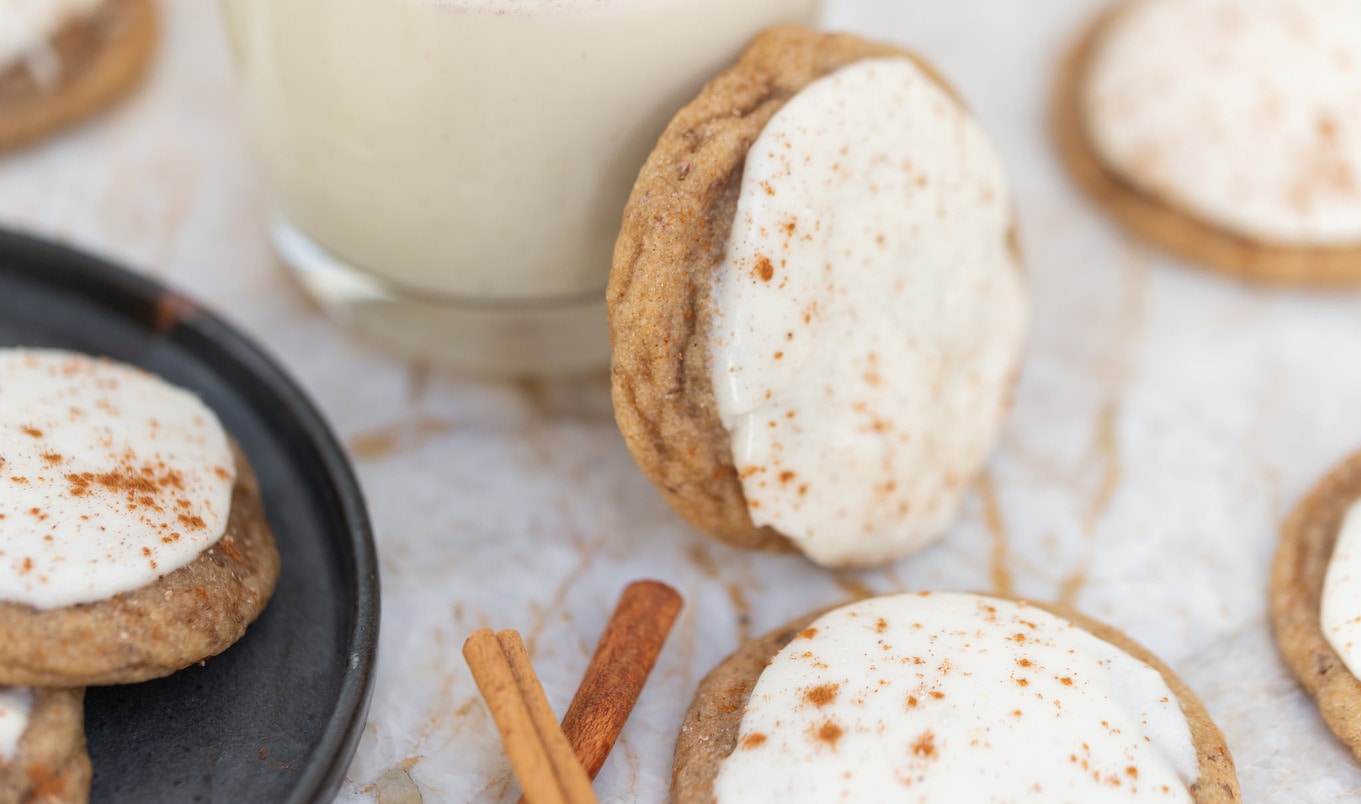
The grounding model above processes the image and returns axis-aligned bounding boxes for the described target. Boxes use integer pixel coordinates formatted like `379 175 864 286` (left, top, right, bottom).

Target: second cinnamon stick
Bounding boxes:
559 580 683 779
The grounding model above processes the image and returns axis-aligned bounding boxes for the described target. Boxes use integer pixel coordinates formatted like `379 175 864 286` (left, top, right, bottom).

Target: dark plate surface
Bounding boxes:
0 229 379 803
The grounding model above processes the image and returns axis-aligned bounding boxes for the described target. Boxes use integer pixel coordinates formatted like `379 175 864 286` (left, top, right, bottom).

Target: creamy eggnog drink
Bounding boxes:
220 0 822 373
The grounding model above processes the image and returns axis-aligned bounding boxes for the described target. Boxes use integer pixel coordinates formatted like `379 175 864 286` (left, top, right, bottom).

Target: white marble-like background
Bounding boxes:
3 0 1361 801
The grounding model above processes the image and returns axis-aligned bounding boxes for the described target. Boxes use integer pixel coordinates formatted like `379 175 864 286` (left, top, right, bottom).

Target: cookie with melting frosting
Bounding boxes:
1271 449 1361 761
1056 0 1361 285
0 0 156 153
674 593 1240 802
0 349 279 687
608 26 1027 568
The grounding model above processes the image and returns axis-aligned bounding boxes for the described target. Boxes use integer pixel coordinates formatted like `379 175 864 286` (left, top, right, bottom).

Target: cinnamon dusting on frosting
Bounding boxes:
712 593 1197 801
0 349 235 610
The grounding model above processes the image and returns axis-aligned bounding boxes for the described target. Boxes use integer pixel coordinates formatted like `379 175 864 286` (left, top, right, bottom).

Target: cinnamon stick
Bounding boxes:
496 630 598 804
558 580 684 779
463 628 593 804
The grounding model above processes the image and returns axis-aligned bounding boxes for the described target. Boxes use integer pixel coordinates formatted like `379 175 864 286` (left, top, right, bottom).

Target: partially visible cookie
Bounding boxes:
0 0 157 153
675 593 1240 802
0 688 90 804
609 27 1026 567
1056 0 1361 285
1270 450 1361 760
0 349 280 687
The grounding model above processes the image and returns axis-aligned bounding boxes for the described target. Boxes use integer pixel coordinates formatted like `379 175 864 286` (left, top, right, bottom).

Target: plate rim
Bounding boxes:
0 226 381 803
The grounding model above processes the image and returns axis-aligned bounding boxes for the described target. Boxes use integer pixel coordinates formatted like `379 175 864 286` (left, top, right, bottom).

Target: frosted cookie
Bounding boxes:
0 0 156 153
674 592 1240 802
1057 0 1361 285
1271 450 1361 759
608 27 1027 568
0 688 90 804
0 349 280 686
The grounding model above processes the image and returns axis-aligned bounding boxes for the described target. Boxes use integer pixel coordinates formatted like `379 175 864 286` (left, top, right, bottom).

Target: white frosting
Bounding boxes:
0 687 34 762
709 58 1027 567
0 349 236 610
1083 0 1361 246
0 0 107 72
714 593 1199 802
1321 498 1361 677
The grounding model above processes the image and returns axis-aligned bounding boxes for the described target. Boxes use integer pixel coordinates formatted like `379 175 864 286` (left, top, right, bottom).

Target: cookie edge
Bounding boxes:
1053 2 1361 286
1269 450 1361 761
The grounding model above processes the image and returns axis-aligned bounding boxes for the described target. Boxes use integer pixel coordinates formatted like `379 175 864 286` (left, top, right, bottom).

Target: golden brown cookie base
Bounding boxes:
0 0 157 153
0 689 90 804
1054 4 1361 286
1270 451 1361 760
674 596 1240 802
0 442 281 687
608 26 960 555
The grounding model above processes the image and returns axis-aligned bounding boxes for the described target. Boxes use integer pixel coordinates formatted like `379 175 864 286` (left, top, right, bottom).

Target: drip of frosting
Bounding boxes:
714 593 1198 802
1083 0 1361 246
709 57 1026 567
0 349 236 610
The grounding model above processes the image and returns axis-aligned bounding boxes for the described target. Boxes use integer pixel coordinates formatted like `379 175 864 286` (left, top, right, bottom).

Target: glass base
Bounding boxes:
272 218 611 377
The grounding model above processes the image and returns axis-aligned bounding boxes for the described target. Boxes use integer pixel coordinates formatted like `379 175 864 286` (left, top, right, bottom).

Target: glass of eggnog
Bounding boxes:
219 0 823 375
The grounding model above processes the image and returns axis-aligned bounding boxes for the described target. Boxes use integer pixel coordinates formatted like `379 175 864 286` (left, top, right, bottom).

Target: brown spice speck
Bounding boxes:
910 730 936 758
804 683 840 708
815 722 843 748
20 426 42 438
754 255 775 282
740 733 768 751
797 627 819 640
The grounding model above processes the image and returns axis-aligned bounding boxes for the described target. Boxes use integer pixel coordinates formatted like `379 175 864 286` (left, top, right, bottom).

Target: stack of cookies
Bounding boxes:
0 349 279 802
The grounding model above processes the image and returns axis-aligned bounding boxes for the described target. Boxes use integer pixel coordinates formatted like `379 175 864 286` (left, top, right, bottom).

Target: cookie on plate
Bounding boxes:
0 0 157 153
609 27 1027 568
0 348 280 687
1056 0 1361 285
0 688 90 804
1271 450 1361 760
675 592 1240 802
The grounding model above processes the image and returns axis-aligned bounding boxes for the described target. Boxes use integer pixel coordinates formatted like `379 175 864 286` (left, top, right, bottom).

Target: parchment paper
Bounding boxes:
2 0 1360 800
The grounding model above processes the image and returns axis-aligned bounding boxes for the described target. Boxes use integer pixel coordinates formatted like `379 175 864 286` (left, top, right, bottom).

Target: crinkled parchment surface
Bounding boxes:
1 0 1360 801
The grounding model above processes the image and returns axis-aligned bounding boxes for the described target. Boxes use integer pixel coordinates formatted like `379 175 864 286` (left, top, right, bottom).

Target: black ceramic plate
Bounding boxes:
0 229 379 803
